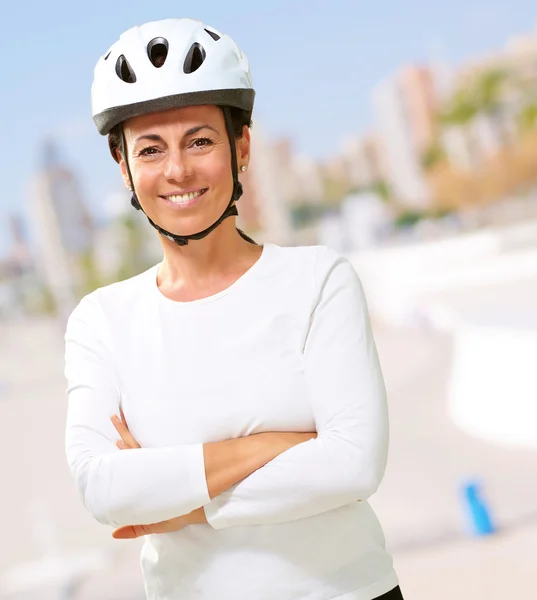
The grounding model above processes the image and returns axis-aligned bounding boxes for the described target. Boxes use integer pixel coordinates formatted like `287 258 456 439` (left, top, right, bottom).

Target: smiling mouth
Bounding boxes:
160 189 208 205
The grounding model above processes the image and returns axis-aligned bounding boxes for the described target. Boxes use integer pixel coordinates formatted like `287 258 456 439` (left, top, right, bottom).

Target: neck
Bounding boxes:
157 219 260 293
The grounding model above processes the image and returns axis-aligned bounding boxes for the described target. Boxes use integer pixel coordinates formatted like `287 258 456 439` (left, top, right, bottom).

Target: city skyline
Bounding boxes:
1 1 537 258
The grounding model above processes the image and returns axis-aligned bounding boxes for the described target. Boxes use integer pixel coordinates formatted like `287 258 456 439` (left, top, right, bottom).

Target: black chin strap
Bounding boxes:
122 106 254 246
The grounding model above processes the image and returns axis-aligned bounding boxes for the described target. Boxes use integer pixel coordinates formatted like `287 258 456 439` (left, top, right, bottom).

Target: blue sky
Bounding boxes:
1 0 536 257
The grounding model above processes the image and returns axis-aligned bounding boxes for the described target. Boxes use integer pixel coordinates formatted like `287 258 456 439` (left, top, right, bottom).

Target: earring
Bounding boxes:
240 165 247 172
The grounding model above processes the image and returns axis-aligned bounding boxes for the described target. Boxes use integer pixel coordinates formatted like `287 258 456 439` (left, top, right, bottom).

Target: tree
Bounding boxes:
440 87 479 127
439 85 481 168
394 210 424 229
77 249 107 296
517 99 537 134
115 214 151 282
474 68 510 145
348 180 392 203
421 142 446 170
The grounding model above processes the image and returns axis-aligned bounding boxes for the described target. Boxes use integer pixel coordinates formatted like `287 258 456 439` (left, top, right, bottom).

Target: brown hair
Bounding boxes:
108 106 252 162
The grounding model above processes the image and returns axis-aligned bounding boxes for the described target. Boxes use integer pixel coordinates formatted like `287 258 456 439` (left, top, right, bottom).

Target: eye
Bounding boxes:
191 137 213 149
138 146 159 156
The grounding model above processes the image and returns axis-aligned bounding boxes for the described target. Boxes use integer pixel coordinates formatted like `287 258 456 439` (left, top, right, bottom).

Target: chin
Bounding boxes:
157 213 219 238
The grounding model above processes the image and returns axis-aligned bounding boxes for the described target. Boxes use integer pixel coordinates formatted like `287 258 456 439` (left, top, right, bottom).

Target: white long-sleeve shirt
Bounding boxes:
64 243 398 600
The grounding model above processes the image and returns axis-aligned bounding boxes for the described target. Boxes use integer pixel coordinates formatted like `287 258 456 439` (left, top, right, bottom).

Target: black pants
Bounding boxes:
374 586 404 599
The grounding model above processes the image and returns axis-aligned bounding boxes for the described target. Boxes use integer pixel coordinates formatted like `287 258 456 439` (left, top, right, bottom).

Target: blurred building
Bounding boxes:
92 188 163 283
340 132 387 190
321 155 351 202
247 126 296 245
373 66 436 208
441 27 537 170
318 192 393 252
317 210 347 253
93 189 133 283
8 214 32 274
237 128 326 242
27 140 94 319
462 26 537 89
291 155 324 205
0 215 39 318
341 192 393 249
236 166 263 234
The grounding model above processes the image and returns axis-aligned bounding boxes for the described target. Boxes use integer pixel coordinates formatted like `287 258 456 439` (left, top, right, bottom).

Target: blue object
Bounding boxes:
463 481 496 537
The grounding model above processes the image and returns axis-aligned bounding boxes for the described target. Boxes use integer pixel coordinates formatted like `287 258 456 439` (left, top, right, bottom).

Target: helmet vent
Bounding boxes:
147 37 169 68
183 43 206 74
115 55 136 83
104 50 112 61
204 28 221 41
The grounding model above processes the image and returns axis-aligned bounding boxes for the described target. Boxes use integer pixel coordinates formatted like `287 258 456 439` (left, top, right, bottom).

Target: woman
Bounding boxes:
64 17 403 600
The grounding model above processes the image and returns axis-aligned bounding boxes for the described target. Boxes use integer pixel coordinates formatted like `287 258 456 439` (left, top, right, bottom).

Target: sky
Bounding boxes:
1 0 536 257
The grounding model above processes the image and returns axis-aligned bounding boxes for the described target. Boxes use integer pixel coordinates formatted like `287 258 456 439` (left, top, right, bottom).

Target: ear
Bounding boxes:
236 125 251 169
118 154 132 191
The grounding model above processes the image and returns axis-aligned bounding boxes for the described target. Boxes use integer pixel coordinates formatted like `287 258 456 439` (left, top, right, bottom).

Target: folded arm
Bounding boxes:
64 294 310 528
204 247 389 529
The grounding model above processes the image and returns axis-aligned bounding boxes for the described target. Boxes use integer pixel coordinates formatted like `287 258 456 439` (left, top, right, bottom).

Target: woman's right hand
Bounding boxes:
203 430 317 500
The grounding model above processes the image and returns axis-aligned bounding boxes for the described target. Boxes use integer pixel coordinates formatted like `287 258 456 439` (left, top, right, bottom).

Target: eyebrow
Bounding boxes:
134 124 219 144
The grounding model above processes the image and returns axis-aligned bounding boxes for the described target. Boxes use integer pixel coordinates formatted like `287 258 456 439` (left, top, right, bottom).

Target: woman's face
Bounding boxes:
120 105 249 237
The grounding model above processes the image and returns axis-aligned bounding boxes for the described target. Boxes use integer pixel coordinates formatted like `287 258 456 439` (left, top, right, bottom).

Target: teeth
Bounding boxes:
167 190 204 203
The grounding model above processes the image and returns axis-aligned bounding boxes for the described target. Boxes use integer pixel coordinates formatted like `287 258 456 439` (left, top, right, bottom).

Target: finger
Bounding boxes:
112 525 138 539
111 419 136 449
110 415 140 448
113 524 152 539
119 410 141 448
110 414 129 438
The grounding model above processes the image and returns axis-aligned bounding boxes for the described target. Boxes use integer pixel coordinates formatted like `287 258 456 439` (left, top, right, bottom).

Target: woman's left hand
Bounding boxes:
111 409 141 450
111 507 208 539
111 516 187 539
110 410 207 539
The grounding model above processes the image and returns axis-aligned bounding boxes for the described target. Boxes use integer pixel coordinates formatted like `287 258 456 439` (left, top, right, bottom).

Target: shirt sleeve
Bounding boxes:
64 292 210 528
204 246 389 529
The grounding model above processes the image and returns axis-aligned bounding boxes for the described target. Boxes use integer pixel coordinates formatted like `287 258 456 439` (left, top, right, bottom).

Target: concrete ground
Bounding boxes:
394 523 537 599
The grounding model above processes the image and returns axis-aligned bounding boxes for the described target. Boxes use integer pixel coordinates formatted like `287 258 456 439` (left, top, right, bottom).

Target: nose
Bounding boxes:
163 148 192 182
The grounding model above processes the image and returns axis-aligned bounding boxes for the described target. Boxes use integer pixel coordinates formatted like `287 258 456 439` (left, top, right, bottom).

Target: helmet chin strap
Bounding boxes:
122 106 252 246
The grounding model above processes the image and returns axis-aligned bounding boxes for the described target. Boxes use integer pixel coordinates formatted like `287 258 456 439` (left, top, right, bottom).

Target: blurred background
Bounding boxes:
1 1 537 598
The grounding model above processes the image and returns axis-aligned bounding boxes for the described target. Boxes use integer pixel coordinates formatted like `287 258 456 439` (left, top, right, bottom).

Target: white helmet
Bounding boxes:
91 18 255 135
